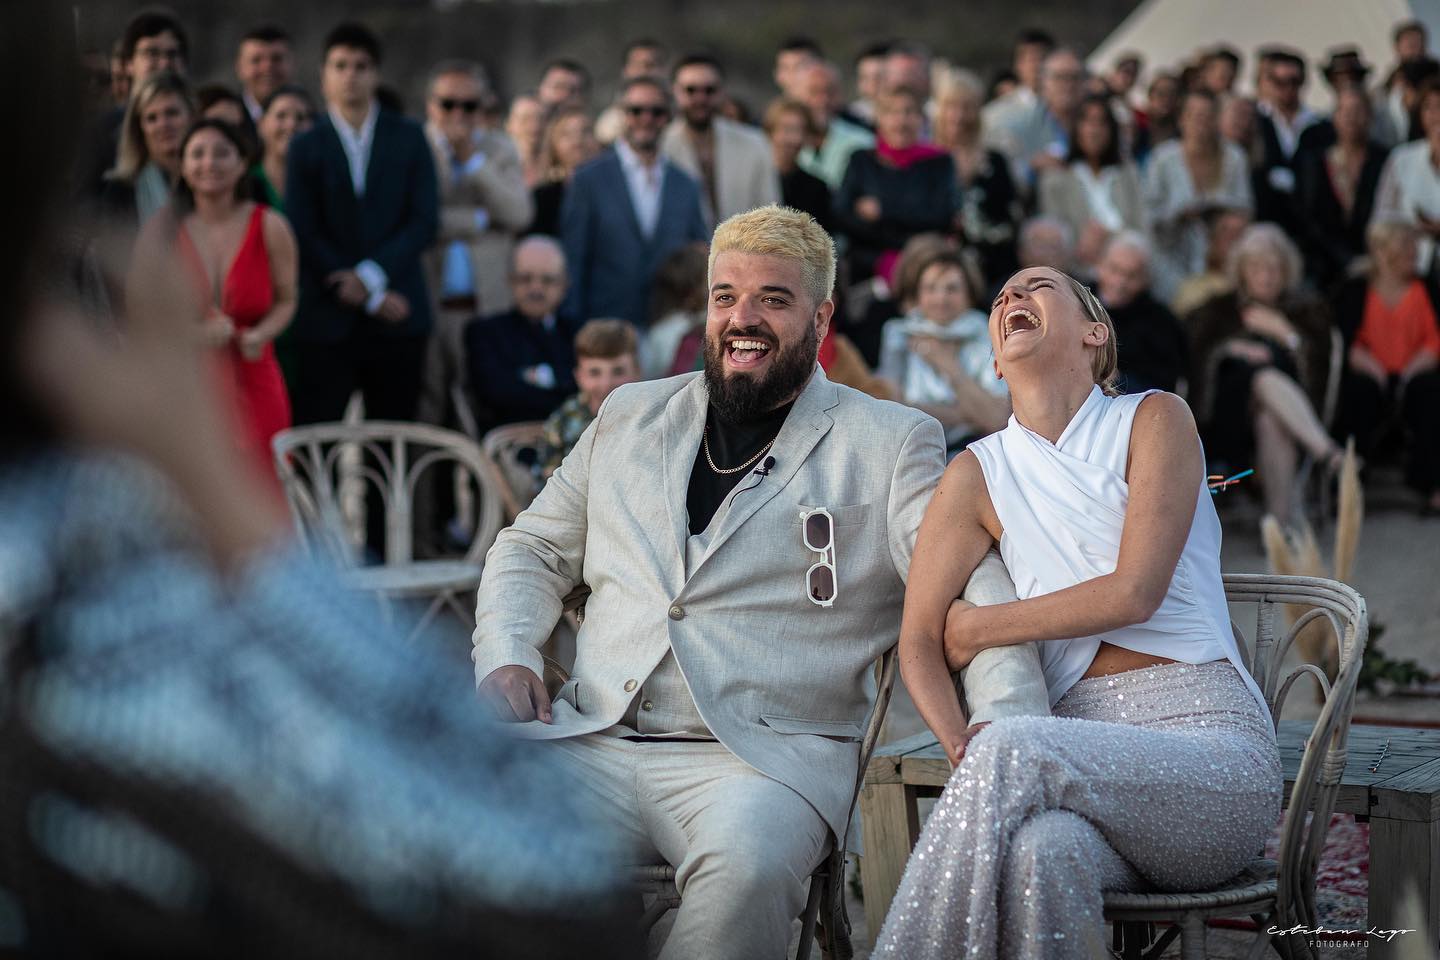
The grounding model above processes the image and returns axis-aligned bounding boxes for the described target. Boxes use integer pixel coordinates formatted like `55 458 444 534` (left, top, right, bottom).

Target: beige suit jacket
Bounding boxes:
423 125 534 316
472 369 1047 839
660 117 781 228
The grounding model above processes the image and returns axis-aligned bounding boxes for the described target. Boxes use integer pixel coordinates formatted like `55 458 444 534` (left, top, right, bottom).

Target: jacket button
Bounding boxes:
624 679 637 692
668 604 685 621
641 700 655 712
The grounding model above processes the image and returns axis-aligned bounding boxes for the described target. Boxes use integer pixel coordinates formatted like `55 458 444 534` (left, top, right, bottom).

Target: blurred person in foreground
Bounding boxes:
538 318 642 477
0 3 636 956
1332 220 1440 514
420 59 533 427
471 204 1049 960
1374 76 1440 274
507 93 547 188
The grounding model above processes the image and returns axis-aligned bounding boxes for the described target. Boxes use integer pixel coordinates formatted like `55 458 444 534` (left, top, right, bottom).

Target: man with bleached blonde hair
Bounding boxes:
472 205 1048 959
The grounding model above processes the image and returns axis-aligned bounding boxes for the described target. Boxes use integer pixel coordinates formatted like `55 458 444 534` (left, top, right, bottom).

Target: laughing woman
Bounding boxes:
874 266 1281 959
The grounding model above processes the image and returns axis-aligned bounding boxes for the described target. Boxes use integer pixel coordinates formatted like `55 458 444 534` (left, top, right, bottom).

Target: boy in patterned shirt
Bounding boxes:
539 319 642 477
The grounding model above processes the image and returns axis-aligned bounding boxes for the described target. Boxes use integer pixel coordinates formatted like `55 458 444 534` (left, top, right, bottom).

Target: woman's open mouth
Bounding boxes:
1002 307 1041 340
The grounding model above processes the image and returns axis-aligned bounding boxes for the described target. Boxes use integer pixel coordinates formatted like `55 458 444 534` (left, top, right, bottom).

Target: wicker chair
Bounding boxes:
1105 573 1369 960
629 648 900 960
480 421 548 522
271 421 504 638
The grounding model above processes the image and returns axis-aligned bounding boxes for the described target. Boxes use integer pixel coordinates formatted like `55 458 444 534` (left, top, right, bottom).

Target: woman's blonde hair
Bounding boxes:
707 205 835 308
109 71 194 183
1061 273 1120 395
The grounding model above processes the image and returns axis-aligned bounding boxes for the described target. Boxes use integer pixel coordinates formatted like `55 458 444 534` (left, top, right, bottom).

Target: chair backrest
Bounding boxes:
482 421 547 521
1221 573 1368 935
271 421 505 568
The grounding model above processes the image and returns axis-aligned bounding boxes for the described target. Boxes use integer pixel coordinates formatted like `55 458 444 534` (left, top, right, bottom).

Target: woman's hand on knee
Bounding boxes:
947 722 991 768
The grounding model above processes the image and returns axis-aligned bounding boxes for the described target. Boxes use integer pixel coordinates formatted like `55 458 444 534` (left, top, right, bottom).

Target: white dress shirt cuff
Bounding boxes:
355 259 389 315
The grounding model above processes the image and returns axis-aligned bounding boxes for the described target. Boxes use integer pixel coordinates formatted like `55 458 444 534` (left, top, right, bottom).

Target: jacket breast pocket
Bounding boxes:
796 503 871 528
759 714 865 741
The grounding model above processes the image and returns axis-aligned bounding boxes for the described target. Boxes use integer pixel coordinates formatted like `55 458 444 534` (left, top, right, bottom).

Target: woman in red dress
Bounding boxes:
129 118 298 487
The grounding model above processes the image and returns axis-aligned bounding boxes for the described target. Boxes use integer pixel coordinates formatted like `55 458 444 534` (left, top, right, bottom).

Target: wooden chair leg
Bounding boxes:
794 874 823 960
1179 914 1207 960
1243 915 1275 960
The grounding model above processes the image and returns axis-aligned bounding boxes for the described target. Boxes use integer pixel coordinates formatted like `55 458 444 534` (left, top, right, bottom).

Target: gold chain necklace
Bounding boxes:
702 426 777 475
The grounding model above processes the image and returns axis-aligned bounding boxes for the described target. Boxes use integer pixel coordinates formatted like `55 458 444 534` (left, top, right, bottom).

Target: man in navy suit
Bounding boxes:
285 22 439 427
560 77 708 328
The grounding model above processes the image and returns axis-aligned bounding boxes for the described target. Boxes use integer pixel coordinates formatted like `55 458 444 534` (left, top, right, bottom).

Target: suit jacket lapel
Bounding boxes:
687 367 839 581
660 374 707 591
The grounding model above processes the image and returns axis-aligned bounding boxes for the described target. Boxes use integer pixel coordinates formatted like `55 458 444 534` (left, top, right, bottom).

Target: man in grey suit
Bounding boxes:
473 205 1046 959
560 77 709 327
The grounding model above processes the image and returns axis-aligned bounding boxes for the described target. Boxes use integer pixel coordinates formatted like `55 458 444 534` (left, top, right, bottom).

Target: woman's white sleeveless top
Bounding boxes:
967 386 1268 715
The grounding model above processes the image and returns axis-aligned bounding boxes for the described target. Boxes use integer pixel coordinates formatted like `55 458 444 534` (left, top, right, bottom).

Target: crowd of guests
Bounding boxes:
78 8 1440 524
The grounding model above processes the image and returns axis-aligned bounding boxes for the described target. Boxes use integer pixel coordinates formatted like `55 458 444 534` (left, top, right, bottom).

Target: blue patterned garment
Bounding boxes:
0 454 632 956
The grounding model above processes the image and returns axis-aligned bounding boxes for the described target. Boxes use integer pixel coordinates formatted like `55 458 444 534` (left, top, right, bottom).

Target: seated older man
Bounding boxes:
471 206 1049 960
463 235 579 432
1095 231 1189 394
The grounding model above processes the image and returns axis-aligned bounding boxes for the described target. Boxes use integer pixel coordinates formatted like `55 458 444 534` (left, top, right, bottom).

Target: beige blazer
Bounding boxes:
660 117 781 228
423 125 534 316
472 368 1048 840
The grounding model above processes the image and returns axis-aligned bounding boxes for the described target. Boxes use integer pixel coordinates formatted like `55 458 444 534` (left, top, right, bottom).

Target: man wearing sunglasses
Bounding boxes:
661 54 781 227
419 59 533 427
474 205 1048 960
1254 47 1321 238
559 76 707 327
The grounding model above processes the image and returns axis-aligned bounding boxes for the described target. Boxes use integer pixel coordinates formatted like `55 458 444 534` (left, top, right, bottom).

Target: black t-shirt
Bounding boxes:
686 401 794 534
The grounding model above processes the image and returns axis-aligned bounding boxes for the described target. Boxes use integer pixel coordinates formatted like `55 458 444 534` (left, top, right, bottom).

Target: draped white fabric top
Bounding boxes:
967 386 1269 716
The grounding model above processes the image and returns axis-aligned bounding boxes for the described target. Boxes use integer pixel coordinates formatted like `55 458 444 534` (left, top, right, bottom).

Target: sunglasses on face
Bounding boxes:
624 104 669 119
436 98 480 114
681 84 719 97
514 272 562 286
800 507 837 607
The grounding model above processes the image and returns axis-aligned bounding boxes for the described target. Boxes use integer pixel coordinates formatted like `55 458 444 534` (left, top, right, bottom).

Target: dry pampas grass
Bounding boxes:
1259 440 1364 680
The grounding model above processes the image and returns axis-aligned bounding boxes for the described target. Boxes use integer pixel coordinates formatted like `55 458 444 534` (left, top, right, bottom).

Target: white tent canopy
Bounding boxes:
1088 0 1440 108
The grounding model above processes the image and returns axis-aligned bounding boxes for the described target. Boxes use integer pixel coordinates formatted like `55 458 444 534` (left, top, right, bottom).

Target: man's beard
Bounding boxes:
702 323 817 424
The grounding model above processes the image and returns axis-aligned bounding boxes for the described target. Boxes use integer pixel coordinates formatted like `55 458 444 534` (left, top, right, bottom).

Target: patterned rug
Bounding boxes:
1211 813 1369 934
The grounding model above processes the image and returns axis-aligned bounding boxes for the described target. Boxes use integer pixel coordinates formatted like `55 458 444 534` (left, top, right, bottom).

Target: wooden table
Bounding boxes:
859 721 1440 959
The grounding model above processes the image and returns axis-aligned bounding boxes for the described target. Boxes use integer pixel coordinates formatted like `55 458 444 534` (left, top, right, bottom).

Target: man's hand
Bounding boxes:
854 196 882 222
326 270 368 307
942 598 983 671
478 665 552 723
946 722 991 768
375 291 411 324
201 311 236 348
